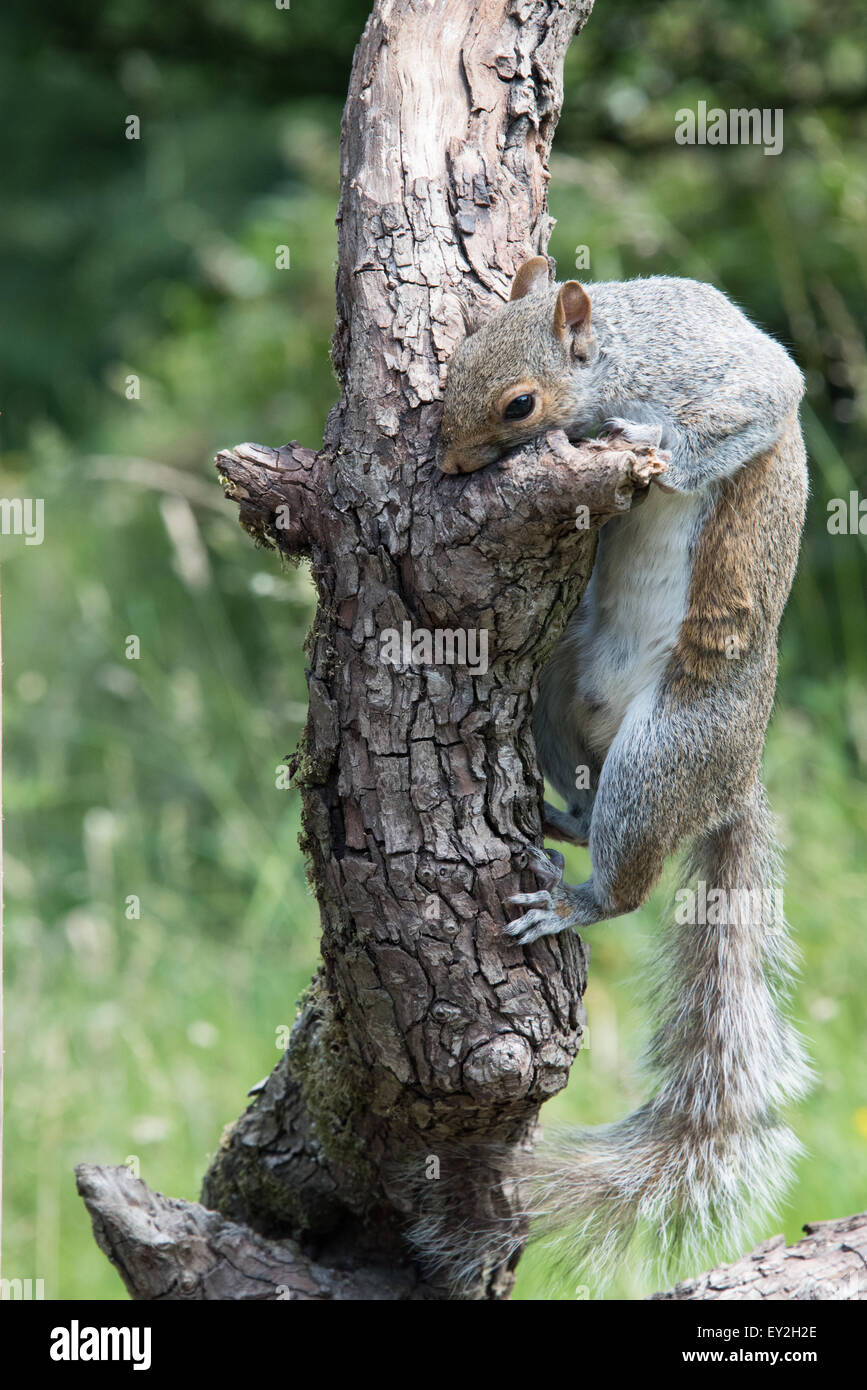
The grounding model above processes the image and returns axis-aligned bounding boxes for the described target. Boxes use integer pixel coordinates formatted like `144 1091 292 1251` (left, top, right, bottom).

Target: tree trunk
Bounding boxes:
75 0 673 1300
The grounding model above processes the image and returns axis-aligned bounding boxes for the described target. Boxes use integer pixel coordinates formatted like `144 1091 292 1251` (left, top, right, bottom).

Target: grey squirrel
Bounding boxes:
437 256 812 1283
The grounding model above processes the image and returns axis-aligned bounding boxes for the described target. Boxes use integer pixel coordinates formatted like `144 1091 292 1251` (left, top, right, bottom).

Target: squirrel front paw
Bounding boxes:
598 417 665 450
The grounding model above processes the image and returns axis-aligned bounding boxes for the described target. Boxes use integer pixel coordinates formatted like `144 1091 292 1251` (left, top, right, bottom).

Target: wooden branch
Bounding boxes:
218 431 668 567
75 1164 426 1300
215 441 321 555
652 1213 867 1301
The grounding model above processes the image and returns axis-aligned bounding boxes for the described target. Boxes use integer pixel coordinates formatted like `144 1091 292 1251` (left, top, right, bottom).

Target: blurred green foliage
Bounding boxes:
1 0 865 1300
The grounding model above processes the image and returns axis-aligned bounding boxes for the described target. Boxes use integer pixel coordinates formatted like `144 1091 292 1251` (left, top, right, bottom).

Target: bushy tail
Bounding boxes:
532 783 813 1287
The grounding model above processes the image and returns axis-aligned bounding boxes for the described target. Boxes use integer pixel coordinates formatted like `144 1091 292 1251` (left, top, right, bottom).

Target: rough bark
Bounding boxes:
75 1164 427 1300
74 0 676 1301
652 1213 867 1301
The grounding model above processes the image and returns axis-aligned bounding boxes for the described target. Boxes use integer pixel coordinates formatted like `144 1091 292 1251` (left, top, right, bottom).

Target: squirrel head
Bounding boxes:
438 256 596 474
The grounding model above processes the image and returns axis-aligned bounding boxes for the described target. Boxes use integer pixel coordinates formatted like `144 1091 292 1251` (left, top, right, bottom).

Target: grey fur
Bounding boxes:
436 269 812 1287
440 276 804 484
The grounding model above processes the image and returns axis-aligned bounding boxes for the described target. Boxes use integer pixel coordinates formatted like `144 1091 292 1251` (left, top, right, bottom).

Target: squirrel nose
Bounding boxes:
436 441 460 474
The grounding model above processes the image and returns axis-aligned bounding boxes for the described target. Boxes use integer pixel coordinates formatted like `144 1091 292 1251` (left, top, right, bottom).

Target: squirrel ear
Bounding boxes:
553 281 592 345
509 256 551 301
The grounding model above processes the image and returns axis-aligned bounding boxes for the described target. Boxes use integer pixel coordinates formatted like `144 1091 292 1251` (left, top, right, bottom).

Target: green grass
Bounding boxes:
2 462 323 1300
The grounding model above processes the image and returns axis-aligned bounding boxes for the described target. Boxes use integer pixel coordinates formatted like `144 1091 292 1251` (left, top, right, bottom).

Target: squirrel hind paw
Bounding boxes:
503 899 569 945
506 877 608 941
506 846 570 941
542 802 591 847
508 889 554 911
514 843 565 885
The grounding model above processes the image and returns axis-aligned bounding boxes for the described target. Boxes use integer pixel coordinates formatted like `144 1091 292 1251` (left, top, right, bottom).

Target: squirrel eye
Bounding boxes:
502 393 535 421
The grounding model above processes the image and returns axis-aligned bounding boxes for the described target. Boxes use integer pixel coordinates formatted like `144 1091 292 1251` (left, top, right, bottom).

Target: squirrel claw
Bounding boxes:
598 418 664 450
515 844 565 887
504 901 570 945
508 889 554 910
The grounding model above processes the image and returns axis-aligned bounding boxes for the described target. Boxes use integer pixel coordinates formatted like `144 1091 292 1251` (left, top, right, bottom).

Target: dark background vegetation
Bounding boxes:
2 0 866 1298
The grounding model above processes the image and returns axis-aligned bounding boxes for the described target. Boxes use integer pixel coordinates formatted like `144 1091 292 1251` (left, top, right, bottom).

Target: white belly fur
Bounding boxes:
571 486 706 757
